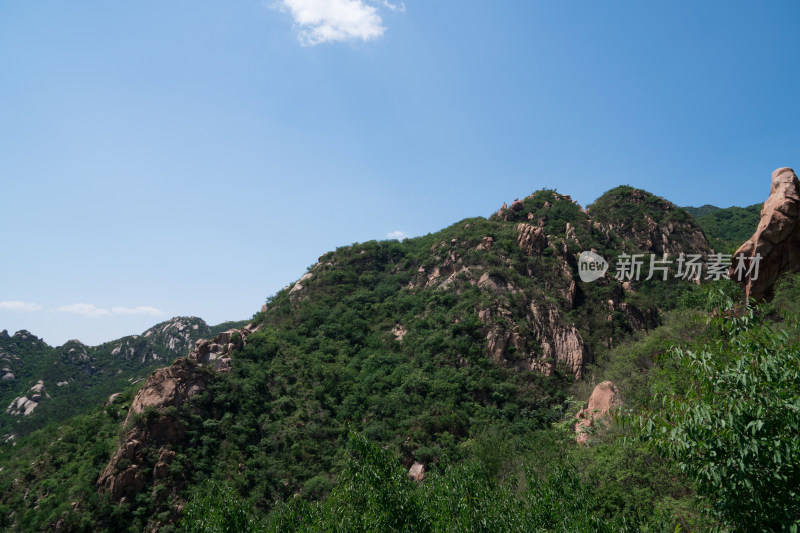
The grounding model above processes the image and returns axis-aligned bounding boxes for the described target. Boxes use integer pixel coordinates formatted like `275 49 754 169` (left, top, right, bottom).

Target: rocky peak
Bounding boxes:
12 330 37 342
492 189 582 225
730 167 800 300
143 316 206 337
98 323 258 503
588 186 710 255
59 339 90 360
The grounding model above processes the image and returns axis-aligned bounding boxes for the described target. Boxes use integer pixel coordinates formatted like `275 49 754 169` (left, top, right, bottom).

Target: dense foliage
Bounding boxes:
683 205 721 219
588 186 694 234
692 204 762 253
0 318 247 438
631 295 800 531
4 187 798 532
183 431 682 532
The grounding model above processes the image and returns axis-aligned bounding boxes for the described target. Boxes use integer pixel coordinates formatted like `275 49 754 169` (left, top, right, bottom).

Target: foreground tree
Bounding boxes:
632 301 800 531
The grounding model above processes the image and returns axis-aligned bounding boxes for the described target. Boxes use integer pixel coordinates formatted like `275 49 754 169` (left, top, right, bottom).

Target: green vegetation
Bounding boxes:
0 317 247 438
183 431 680 532
589 186 694 232
631 294 800 531
3 186 798 532
0 388 136 531
683 205 720 218
691 204 762 253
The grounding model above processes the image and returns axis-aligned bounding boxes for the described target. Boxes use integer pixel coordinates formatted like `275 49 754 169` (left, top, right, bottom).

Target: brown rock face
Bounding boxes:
575 381 620 444
730 167 800 300
98 325 257 504
481 303 590 380
124 358 208 427
517 223 546 255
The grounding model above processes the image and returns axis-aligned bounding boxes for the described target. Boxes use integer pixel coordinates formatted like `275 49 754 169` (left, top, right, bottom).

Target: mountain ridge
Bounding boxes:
85 184 716 529
0 316 248 440
2 181 768 532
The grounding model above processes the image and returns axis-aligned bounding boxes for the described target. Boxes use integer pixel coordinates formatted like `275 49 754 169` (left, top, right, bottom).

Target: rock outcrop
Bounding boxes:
730 167 800 300
289 272 314 294
97 324 257 503
480 303 590 379
5 380 50 416
517 223 547 255
408 461 425 482
575 381 620 444
588 186 711 256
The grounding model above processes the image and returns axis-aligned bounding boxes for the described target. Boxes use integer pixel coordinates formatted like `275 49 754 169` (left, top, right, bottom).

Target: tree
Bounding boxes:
631 304 800 531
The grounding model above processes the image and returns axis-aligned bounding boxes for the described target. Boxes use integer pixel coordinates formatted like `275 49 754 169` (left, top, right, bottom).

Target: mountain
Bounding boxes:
0 185 722 531
0 317 247 440
3 170 798 532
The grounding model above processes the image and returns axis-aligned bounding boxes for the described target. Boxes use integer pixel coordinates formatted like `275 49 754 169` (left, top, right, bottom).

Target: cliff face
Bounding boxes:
730 167 800 300
476 188 709 378
97 325 255 504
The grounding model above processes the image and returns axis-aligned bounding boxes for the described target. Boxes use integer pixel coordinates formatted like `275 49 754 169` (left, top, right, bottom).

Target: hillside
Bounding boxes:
683 204 720 218
0 185 728 531
694 204 763 253
682 203 763 253
0 317 247 440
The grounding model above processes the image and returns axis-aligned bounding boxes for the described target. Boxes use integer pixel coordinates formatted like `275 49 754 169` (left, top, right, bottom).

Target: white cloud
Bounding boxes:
56 303 111 318
0 301 43 313
111 306 165 316
278 0 387 45
387 230 408 240
55 303 166 318
381 1 405 12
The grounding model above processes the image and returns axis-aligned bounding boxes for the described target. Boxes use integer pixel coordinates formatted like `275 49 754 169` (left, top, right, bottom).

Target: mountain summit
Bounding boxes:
81 184 716 527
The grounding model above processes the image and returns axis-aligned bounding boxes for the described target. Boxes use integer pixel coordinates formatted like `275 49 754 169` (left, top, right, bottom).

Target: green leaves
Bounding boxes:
264 431 674 533
632 304 800 531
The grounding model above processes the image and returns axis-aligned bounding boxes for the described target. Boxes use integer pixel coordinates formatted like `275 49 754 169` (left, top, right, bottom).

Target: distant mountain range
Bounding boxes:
0 317 247 439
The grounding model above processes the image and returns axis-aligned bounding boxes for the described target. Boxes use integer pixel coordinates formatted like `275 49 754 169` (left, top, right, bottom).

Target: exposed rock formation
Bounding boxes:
480 303 590 379
517 223 546 255
98 324 257 503
408 461 425 482
575 381 620 444
289 272 314 295
391 325 408 341
124 358 208 426
5 380 50 416
730 167 800 300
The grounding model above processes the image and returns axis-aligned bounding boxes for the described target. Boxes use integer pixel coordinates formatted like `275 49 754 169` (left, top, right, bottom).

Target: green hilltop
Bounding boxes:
1 185 798 532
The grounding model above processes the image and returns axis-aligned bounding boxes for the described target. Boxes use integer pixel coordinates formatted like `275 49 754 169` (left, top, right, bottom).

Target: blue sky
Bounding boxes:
1 1 798 346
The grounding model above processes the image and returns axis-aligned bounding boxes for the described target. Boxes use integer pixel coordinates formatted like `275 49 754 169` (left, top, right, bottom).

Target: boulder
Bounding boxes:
408 462 425 482
730 167 800 300
575 381 620 444
5 380 49 416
